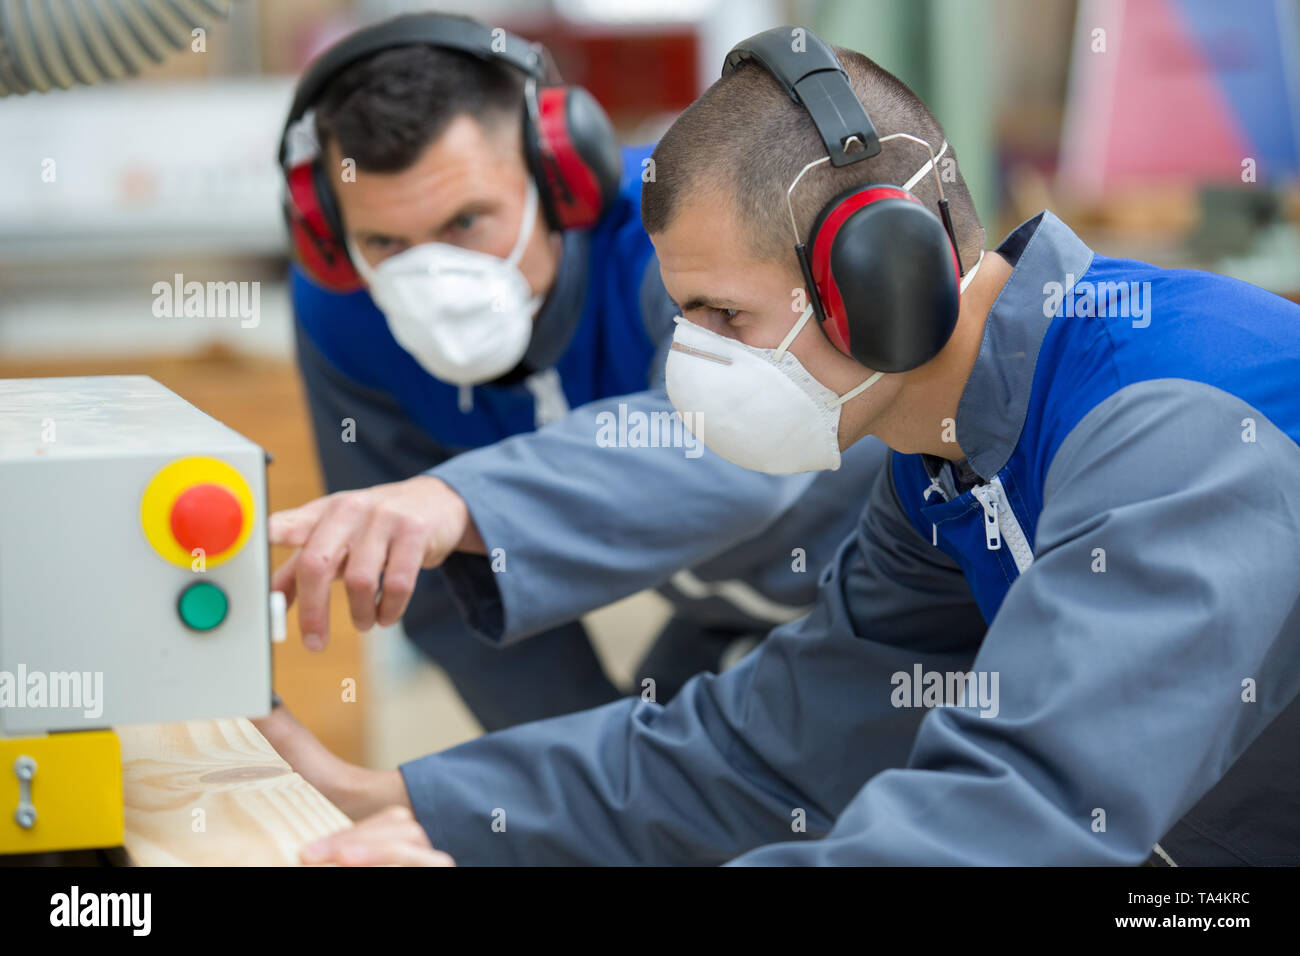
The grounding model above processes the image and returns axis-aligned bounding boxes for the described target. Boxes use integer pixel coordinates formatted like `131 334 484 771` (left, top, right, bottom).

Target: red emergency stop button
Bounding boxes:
170 482 244 557
142 457 255 569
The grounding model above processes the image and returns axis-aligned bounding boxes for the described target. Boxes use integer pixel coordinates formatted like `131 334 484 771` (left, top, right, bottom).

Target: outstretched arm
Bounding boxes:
399 459 987 864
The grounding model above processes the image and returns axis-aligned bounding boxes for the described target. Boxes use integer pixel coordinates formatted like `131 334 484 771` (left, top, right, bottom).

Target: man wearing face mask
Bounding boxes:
290 27 1300 868
273 14 888 734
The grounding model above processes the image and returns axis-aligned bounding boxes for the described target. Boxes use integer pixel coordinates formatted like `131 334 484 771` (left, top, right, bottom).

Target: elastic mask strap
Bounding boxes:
506 178 540 269
960 250 985 294
774 304 816 360
831 250 981 408
902 140 948 192
832 370 884 408
777 302 883 407
832 251 983 408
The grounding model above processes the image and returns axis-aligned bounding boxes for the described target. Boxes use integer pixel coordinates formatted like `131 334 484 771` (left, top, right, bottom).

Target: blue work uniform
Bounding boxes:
290 145 886 731
398 210 1300 865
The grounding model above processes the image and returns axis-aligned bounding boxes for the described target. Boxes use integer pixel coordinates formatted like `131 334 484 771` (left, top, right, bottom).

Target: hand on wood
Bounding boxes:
251 700 407 821
299 805 455 867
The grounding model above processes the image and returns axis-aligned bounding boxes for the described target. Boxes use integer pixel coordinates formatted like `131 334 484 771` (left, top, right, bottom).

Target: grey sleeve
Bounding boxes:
730 379 1300 864
433 388 816 644
432 253 816 645
399 459 988 864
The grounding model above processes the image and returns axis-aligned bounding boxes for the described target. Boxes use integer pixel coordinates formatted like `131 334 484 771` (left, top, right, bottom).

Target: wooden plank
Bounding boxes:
116 717 350 866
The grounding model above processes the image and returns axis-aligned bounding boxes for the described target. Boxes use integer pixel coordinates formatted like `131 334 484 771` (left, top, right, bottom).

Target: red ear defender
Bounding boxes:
532 87 602 228
724 27 969 375
526 83 622 231
285 161 362 293
278 16 622 289
804 185 963 373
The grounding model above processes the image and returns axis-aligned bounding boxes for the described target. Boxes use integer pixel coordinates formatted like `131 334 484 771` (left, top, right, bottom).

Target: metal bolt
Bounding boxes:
14 755 37 829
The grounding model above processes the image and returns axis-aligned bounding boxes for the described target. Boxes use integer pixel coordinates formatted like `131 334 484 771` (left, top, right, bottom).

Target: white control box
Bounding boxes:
0 376 272 734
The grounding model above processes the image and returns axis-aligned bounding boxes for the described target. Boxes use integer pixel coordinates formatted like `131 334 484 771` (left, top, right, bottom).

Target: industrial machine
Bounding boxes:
0 376 281 854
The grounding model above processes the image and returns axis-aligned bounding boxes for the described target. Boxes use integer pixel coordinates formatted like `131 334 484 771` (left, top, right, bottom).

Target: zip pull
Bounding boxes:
524 368 570 428
458 385 473 414
922 478 944 546
974 483 1001 550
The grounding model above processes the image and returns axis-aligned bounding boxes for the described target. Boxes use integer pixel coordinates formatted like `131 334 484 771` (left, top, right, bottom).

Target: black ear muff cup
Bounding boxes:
814 194 962 373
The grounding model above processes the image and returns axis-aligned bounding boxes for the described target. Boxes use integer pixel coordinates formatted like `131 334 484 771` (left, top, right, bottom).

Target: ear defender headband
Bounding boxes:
723 27 967 373
279 14 623 292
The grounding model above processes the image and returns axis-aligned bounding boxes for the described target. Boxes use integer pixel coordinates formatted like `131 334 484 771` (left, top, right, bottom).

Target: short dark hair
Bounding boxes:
314 37 527 173
642 45 984 270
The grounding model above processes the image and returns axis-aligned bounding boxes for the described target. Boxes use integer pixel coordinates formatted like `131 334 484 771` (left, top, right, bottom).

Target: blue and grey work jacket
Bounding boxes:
400 210 1300 865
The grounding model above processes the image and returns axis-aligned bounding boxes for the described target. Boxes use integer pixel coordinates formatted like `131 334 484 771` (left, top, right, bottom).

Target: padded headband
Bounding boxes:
279 16 545 166
722 26 880 167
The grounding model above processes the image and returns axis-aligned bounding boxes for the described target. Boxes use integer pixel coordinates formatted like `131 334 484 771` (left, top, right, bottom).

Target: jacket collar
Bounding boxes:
956 210 1094 480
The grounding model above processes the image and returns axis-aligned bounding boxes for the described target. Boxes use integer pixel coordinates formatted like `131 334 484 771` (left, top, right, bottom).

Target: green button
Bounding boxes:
178 582 228 631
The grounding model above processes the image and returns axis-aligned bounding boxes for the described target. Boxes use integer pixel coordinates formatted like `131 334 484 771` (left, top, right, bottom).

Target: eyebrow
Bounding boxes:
355 230 404 245
353 200 498 246
679 295 742 313
430 199 495 236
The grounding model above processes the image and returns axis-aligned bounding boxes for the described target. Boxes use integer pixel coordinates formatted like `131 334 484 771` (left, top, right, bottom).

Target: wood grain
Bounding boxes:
116 717 350 866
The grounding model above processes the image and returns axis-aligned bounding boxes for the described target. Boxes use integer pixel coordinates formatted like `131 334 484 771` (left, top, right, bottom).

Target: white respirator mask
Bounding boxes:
348 178 543 386
665 252 983 475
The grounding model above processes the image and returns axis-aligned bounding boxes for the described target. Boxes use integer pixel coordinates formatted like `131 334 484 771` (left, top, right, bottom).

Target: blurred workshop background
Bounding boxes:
1 0 1297 768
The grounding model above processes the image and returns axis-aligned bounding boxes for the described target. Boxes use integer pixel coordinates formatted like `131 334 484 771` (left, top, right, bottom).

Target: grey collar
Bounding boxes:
956 210 1095 480
522 228 591 371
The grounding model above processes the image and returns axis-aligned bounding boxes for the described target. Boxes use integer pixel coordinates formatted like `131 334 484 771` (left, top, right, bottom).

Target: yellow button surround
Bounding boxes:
141 456 254 569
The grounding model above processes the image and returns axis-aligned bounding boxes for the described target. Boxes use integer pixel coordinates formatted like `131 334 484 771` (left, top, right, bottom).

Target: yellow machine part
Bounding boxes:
0 730 123 854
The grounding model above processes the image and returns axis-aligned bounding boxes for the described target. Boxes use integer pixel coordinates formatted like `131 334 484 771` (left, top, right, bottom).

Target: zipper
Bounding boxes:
970 476 1034 574
921 476 945 546
971 482 1002 550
